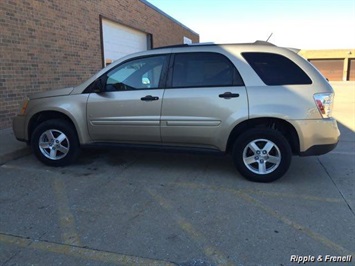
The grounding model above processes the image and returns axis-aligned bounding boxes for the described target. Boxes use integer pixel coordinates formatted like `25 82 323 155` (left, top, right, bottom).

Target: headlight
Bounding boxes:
19 98 30 115
313 93 334 119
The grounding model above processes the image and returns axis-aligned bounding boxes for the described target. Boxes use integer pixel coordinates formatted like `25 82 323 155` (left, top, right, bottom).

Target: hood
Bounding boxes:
29 87 74 100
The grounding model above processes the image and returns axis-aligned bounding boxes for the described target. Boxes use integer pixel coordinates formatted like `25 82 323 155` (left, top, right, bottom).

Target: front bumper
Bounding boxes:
12 115 27 142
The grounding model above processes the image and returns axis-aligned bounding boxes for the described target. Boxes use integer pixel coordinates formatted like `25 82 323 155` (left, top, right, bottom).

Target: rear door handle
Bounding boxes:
141 95 159 101
219 92 239 99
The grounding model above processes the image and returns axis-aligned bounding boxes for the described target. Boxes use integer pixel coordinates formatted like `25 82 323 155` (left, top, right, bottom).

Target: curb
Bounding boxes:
0 147 32 166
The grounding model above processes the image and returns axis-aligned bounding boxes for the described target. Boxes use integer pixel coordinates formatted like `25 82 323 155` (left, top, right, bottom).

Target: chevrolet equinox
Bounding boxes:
13 41 340 182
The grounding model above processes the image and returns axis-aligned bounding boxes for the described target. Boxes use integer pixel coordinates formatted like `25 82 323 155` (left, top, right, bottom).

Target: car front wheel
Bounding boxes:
31 119 80 166
232 129 292 182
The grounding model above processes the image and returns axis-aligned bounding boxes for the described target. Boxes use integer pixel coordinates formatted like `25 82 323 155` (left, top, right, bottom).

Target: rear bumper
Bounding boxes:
299 142 338 156
291 118 340 155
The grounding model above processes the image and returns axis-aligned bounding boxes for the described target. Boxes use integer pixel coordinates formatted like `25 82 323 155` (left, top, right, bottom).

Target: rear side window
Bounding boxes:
242 52 312 85
171 52 244 88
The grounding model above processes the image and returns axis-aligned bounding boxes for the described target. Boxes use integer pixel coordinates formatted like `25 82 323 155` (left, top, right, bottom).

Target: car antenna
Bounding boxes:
266 33 273 42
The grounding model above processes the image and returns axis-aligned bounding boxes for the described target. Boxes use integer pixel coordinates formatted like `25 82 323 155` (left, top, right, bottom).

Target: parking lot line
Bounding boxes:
236 192 354 256
146 188 235 266
167 182 353 256
52 178 81 246
1 164 81 246
330 151 355 155
244 189 343 203
0 233 175 266
173 182 343 204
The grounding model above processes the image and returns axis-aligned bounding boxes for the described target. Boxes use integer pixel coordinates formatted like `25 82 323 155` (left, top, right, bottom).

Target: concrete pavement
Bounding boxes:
0 127 30 165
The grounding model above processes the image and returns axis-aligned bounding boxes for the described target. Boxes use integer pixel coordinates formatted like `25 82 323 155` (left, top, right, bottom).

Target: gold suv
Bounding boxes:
13 42 340 182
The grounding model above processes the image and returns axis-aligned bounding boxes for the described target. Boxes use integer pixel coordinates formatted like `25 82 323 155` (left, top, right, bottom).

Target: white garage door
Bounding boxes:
102 19 148 65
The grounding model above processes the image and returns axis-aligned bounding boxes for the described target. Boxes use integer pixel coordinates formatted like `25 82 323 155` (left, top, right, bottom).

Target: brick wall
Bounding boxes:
0 0 199 129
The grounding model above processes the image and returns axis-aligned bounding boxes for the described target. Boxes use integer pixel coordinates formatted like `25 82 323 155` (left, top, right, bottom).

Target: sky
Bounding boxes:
147 0 355 49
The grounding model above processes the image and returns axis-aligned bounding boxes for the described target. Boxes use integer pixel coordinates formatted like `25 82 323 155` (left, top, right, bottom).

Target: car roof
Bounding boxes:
154 40 276 50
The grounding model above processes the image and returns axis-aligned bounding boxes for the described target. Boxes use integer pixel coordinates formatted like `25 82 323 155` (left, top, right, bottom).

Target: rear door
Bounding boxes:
161 52 248 150
87 55 168 142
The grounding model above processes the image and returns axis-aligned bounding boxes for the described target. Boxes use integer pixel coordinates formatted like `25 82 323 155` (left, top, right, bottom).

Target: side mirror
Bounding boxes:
93 77 106 93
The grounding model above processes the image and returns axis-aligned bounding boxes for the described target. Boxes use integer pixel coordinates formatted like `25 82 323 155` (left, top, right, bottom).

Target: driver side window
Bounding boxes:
106 55 167 91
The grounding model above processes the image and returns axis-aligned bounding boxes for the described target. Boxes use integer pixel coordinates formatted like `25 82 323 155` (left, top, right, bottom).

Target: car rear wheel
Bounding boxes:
31 119 80 166
232 129 292 182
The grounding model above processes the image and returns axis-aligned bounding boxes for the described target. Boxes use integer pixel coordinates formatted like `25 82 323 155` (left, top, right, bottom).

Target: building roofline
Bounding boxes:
140 0 199 37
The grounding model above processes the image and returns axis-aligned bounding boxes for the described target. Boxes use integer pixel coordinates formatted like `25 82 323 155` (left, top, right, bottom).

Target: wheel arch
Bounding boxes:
226 117 300 155
28 111 79 144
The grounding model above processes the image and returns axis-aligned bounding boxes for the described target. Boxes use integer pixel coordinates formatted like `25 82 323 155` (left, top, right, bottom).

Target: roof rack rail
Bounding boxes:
154 41 276 50
153 42 217 49
153 44 189 49
189 42 215 46
253 40 276 46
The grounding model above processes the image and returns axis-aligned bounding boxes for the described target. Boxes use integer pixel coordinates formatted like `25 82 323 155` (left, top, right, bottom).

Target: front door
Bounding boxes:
87 55 168 142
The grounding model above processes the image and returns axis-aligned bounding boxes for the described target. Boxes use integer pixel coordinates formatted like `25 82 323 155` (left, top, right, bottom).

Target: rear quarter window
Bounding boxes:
242 52 312 85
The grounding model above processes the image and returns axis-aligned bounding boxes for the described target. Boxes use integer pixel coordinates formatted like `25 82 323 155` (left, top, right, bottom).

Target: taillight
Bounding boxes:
313 93 334 118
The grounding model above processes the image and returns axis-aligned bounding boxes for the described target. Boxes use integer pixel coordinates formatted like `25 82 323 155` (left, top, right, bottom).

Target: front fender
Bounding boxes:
25 94 91 144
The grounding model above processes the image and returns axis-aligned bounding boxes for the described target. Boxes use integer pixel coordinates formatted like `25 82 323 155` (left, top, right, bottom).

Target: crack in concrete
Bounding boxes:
317 157 354 217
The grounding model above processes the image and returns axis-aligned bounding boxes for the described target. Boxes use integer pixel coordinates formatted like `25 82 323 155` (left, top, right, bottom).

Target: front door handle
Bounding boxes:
219 92 239 99
141 95 159 101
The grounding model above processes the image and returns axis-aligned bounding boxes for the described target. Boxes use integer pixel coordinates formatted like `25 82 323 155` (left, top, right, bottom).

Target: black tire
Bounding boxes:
31 119 80 167
232 129 292 182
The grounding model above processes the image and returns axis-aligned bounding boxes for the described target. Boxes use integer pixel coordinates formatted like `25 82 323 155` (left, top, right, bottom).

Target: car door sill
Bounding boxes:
83 142 225 155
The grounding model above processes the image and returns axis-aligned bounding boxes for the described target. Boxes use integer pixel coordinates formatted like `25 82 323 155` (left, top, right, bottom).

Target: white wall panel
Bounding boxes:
102 19 147 63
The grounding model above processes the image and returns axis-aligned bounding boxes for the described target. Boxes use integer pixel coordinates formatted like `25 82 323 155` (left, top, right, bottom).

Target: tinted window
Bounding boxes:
172 52 244 88
105 55 166 91
242 52 312 85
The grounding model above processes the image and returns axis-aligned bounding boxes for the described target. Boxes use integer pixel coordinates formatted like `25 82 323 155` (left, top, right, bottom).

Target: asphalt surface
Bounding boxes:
0 82 354 265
